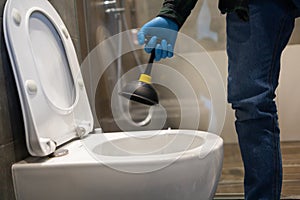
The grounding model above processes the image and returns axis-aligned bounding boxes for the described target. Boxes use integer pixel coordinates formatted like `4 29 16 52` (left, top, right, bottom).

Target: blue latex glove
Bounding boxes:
138 17 179 61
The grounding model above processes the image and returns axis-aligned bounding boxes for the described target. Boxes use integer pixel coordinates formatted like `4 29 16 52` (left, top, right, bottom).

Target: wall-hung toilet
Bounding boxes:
3 0 224 199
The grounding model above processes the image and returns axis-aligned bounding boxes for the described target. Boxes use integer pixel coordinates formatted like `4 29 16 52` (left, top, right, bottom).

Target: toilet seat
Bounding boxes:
3 0 93 156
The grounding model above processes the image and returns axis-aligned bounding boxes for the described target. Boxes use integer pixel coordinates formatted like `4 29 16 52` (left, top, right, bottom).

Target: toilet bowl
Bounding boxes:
3 0 224 199
12 129 223 200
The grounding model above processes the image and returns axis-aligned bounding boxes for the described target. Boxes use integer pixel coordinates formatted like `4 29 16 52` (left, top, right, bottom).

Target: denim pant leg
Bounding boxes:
226 0 296 199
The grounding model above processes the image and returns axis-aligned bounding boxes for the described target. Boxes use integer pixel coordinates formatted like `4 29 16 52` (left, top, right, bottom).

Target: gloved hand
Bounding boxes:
137 17 179 61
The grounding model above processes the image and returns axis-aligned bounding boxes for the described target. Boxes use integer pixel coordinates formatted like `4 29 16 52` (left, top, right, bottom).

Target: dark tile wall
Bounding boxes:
0 5 28 200
0 0 82 199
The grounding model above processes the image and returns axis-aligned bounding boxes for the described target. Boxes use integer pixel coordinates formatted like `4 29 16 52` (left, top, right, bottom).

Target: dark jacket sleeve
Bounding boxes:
157 0 199 29
157 0 250 29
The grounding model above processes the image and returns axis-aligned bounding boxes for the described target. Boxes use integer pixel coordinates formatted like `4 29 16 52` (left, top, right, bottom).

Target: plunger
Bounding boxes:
119 50 158 106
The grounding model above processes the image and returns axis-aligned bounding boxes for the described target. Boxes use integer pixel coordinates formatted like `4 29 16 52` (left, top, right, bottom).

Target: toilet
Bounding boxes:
3 0 224 199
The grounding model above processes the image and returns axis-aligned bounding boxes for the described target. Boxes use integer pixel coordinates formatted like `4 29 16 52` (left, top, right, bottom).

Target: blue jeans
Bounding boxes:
226 0 299 199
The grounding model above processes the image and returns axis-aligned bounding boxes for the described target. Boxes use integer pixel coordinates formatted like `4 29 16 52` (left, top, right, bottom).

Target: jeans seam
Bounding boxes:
272 117 278 200
268 14 289 93
269 14 289 200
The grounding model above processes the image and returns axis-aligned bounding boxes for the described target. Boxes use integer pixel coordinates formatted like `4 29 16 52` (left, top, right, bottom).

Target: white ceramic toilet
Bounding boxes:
3 0 224 199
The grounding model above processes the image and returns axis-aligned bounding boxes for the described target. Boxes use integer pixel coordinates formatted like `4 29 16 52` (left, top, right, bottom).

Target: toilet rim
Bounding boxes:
35 130 222 167
80 130 223 164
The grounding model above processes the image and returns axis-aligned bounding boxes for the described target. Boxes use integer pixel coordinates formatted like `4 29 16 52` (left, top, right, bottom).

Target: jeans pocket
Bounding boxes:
226 12 251 43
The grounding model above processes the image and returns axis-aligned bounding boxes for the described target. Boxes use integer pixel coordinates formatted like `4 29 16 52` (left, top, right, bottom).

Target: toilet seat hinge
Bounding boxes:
39 137 56 155
75 121 91 138
76 126 86 138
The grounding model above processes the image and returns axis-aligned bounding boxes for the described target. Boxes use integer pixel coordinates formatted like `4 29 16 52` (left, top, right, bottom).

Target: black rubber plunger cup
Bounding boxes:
119 50 158 106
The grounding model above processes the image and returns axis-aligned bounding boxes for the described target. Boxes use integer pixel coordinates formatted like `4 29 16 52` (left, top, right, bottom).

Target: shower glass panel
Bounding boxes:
79 0 300 134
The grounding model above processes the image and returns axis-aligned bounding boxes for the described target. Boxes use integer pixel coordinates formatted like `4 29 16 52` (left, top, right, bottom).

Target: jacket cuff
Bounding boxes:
157 8 185 29
157 0 198 29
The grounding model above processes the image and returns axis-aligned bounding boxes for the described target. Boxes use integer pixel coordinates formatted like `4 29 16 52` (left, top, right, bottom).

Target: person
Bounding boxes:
137 0 300 199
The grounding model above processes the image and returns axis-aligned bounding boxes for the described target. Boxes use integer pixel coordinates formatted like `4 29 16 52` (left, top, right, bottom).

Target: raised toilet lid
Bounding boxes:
3 0 94 156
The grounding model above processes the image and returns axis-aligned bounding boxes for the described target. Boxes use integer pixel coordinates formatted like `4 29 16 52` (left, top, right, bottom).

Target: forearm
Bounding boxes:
157 0 198 29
